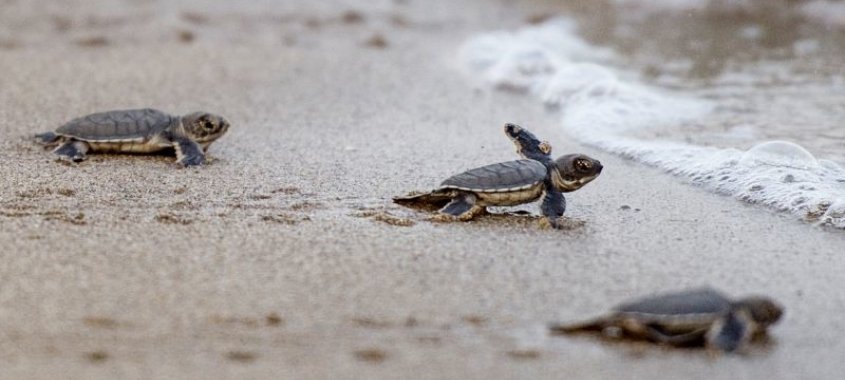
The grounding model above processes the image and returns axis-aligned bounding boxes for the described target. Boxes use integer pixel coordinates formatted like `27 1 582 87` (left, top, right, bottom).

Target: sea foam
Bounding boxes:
460 19 845 228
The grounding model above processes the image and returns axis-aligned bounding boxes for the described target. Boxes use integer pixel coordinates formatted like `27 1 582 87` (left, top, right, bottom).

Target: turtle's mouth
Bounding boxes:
553 171 600 192
196 124 229 143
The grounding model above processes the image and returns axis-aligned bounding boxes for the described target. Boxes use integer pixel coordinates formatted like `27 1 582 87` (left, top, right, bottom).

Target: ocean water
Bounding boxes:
459 6 845 229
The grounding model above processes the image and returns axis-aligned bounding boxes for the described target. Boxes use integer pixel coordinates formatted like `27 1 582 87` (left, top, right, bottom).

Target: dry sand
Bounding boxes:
1 0 844 379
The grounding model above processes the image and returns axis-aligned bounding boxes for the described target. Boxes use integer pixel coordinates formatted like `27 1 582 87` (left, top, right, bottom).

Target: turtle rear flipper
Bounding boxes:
34 132 61 146
436 193 486 221
549 318 610 335
642 326 708 347
551 318 708 347
440 193 476 216
393 191 453 212
616 318 709 346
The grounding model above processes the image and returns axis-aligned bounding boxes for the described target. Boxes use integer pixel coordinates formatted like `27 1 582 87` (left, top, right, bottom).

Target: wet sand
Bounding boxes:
1 0 844 379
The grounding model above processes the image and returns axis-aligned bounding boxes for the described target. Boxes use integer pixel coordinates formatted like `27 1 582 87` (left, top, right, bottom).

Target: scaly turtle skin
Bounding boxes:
394 124 602 228
35 108 230 167
549 288 784 352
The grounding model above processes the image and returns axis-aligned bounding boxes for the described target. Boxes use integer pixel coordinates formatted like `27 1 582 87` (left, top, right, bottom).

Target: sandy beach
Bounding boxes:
1 0 845 379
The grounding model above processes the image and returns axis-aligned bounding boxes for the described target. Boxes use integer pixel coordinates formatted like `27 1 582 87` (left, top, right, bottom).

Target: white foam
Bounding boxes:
801 1 845 29
460 19 845 228
611 0 710 12
460 20 613 92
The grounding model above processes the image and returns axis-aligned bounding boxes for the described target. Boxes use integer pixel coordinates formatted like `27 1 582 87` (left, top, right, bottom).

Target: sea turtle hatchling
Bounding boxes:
549 287 784 352
393 124 602 228
35 108 230 166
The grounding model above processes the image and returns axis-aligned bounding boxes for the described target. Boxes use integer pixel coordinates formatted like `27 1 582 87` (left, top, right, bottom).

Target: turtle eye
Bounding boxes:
199 119 215 131
576 159 592 172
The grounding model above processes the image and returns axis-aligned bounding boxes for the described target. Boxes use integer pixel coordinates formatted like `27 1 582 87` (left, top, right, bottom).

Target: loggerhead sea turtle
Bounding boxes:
35 108 229 166
549 287 784 352
394 124 602 228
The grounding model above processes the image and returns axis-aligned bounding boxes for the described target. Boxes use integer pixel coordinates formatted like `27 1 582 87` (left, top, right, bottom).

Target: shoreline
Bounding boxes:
1 1 845 379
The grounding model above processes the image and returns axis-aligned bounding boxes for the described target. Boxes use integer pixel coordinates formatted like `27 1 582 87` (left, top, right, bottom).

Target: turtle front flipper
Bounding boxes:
53 141 89 162
705 309 754 352
173 138 205 167
504 123 552 163
540 185 567 229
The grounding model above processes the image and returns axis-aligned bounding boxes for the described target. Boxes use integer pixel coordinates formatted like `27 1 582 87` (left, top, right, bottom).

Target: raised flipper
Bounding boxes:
53 140 89 162
504 123 552 164
173 138 205 167
540 185 567 229
706 309 753 352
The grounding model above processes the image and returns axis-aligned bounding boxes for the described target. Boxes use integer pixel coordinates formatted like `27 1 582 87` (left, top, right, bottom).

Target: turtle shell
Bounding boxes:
439 159 547 193
56 108 174 142
613 288 732 329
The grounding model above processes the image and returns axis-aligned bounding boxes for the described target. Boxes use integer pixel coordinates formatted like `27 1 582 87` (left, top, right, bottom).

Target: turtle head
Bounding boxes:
504 123 552 161
181 112 230 143
552 154 603 192
734 296 784 327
